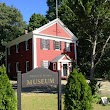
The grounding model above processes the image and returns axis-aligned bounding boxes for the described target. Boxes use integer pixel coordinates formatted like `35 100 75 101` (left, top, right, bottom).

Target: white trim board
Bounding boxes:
33 34 73 43
32 35 37 69
6 18 78 48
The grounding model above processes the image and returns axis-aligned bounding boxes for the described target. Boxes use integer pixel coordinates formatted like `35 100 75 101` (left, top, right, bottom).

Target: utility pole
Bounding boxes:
56 0 58 36
56 0 58 18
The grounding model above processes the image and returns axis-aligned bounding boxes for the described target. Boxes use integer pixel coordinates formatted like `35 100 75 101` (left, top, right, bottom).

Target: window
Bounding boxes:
53 63 56 70
26 61 30 72
16 62 20 72
41 61 49 69
8 63 11 73
65 42 70 51
40 39 50 49
16 43 19 53
54 41 61 50
8 47 10 55
25 40 29 50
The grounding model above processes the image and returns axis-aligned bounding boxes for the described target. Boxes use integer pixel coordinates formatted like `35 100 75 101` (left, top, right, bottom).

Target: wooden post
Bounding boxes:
58 71 61 110
17 71 21 110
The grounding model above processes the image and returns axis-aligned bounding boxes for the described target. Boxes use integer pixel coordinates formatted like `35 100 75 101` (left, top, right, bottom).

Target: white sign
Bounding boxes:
101 97 108 105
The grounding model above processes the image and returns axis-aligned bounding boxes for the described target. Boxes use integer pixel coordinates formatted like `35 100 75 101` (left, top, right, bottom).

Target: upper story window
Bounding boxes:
54 41 61 50
25 40 29 50
26 61 30 72
40 39 50 50
8 47 10 55
16 43 19 53
16 62 20 72
8 63 11 73
65 42 70 52
41 61 49 69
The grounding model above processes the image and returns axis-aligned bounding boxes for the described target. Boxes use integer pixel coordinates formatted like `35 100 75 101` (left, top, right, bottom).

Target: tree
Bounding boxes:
64 69 92 110
28 13 48 32
0 65 17 110
46 0 62 21
57 0 110 80
95 46 110 79
0 3 27 65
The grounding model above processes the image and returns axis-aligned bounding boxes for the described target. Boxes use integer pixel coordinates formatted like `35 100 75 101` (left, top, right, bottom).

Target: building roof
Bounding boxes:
51 54 71 62
6 18 78 47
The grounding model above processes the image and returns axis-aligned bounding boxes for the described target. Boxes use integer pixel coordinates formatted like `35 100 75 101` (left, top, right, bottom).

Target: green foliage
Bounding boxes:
0 65 17 110
95 48 110 79
46 0 62 21
28 13 48 32
58 0 110 78
89 79 101 95
64 69 92 110
0 3 27 65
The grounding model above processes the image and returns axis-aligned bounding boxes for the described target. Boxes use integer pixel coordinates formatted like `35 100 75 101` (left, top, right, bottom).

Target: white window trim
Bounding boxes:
41 39 50 50
16 44 19 53
8 63 11 73
65 42 70 52
25 40 29 51
26 61 29 72
53 63 56 70
16 62 19 72
61 62 69 77
8 47 10 55
54 41 61 50
41 60 49 69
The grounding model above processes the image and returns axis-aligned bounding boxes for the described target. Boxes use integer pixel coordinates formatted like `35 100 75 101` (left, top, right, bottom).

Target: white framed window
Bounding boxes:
8 47 10 55
40 39 50 49
41 61 49 69
16 43 19 53
54 41 61 50
53 63 56 70
16 62 20 72
26 61 30 72
25 40 29 50
8 63 11 73
65 42 70 51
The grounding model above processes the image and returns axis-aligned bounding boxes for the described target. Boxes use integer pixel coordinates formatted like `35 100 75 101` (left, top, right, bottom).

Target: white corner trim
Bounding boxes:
57 62 60 70
74 42 77 65
32 35 37 69
5 47 7 71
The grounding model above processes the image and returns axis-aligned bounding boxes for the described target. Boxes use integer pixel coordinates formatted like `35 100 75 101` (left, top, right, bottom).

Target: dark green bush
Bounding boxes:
64 69 92 110
0 65 17 110
89 79 101 95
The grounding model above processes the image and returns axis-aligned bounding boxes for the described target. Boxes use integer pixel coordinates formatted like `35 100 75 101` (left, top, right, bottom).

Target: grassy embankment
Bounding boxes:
21 93 110 110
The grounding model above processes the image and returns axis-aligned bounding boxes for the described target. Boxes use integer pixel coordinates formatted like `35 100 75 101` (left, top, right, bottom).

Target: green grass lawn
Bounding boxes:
21 93 110 110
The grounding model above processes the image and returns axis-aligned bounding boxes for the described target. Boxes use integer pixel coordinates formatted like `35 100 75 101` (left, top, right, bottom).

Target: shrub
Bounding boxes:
89 79 101 95
64 69 92 110
0 65 17 110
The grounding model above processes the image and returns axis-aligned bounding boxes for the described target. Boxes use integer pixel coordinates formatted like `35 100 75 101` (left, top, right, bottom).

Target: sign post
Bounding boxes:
17 68 61 110
58 71 61 110
17 71 21 110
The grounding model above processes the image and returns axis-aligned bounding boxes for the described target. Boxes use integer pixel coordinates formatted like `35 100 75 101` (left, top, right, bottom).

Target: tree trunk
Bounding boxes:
90 38 97 81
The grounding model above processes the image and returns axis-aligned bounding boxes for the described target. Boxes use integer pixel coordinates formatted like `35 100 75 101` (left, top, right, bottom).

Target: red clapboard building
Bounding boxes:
6 18 78 79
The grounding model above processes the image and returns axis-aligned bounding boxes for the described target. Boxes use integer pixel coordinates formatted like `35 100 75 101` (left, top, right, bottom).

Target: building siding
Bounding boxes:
36 38 74 68
7 38 32 77
40 23 71 39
